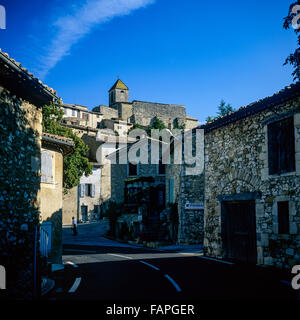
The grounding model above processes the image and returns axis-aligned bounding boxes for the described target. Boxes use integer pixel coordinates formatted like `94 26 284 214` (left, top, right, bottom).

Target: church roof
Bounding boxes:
109 79 128 91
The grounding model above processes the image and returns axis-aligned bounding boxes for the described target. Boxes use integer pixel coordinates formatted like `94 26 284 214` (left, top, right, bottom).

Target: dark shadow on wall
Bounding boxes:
0 88 41 299
44 209 63 265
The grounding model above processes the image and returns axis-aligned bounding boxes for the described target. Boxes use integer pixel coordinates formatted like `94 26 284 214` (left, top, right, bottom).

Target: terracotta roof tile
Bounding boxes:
0 49 57 96
201 82 300 132
42 132 74 145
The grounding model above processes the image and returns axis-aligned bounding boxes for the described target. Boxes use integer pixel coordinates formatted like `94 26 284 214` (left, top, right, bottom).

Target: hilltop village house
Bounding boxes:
165 129 205 244
61 79 199 224
107 137 167 243
0 50 58 297
202 83 300 269
40 133 74 264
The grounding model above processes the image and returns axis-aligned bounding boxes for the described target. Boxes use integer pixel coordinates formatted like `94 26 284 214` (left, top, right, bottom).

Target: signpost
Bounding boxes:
185 202 204 210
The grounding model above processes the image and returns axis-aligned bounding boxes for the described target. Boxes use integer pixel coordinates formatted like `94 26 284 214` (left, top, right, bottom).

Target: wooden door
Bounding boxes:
223 201 257 264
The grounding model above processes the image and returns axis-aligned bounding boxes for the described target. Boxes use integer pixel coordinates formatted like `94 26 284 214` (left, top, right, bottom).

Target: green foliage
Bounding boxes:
146 116 167 135
42 103 92 190
173 119 185 130
283 2 300 81
206 100 235 123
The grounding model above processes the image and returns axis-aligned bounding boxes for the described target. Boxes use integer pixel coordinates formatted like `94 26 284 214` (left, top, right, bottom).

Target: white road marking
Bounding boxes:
139 260 160 271
64 249 97 254
107 253 133 260
164 274 182 292
178 252 201 256
65 261 79 268
197 256 234 265
69 277 81 293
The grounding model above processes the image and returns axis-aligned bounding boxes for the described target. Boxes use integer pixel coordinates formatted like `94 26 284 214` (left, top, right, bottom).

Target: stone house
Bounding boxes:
0 50 57 297
107 137 167 241
61 79 199 225
62 103 102 129
108 79 199 130
203 83 300 269
165 129 205 244
78 164 102 222
40 133 74 263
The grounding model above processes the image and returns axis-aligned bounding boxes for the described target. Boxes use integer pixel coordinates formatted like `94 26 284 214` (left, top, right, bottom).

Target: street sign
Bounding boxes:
185 202 204 210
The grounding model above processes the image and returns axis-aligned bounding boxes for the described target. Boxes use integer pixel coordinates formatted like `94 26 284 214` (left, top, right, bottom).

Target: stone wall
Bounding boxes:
204 97 300 269
110 162 165 204
40 148 63 264
93 105 118 119
177 172 204 244
132 101 186 128
165 133 205 244
63 186 78 225
0 87 42 298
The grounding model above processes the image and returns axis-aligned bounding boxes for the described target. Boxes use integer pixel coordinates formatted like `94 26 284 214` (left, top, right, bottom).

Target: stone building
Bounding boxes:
63 103 102 129
0 50 57 297
61 78 199 224
108 79 198 130
107 137 167 241
165 129 205 244
40 133 74 263
202 83 300 269
78 164 102 222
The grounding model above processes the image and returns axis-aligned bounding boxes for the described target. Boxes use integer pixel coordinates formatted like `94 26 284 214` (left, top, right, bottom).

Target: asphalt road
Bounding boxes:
47 222 298 301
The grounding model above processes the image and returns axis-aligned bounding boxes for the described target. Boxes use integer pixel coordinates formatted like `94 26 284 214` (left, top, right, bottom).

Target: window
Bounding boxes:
169 178 174 203
41 151 53 183
72 109 76 117
278 201 289 234
82 113 89 121
158 160 166 175
82 184 95 197
128 163 137 176
64 108 67 115
268 117 295 175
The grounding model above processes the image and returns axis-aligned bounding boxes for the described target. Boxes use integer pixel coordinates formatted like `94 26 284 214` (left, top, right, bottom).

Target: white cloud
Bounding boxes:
36 0 154 79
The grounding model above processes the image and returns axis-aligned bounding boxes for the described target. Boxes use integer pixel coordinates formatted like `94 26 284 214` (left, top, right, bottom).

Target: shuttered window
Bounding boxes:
268 117 295 175
83 184 95 197
41 151 53 183
128 163 137 176
278 201 290 234
80 184 85 198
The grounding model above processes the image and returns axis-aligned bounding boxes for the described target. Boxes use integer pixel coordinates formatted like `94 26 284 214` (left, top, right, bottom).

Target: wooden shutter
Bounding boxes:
268 122 279 175
41 151 53 183
280 117 295 174
268 117 295 175
91 184 95 198
169 178 174 203
278 201 289 234
80 184 85 198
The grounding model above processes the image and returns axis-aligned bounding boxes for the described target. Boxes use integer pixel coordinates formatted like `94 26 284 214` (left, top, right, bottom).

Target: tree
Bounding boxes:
206 100 235 122
146 116 167 136
284 2 300 81
42 103 92 190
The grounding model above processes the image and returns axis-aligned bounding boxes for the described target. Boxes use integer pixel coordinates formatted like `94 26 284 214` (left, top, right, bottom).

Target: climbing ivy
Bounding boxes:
42 103 92 191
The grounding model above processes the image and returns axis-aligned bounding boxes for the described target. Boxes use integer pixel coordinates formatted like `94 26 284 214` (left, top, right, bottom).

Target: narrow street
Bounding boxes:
46 222 298 301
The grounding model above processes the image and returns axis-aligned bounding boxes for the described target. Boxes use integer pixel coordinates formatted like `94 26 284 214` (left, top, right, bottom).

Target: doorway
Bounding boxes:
222 200 257 264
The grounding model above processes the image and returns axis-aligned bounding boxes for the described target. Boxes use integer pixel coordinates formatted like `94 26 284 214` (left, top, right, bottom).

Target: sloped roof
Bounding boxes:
0 49 57 106
200 82 300 133
42 133 74 155
109 79 128 91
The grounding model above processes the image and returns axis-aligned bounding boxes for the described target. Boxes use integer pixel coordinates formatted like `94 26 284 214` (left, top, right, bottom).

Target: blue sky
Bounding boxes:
0 0 297 122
